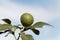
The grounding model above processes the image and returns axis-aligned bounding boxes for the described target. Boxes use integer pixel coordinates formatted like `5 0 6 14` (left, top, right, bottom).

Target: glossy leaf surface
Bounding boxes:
21 32 34 40
0 24 12 30
30 22 52 29
2 18 11 24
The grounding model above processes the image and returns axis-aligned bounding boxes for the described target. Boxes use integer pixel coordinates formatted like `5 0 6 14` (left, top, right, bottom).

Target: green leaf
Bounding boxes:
0 24 12 30
21 32 34 40
31 29 40 35
2 18 11 24
30 22 53 29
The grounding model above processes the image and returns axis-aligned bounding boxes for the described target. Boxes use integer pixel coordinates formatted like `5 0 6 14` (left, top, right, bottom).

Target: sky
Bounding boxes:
0 0 60 40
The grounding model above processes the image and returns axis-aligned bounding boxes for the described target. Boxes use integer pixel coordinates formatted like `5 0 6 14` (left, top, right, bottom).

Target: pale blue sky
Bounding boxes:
0 0 60 40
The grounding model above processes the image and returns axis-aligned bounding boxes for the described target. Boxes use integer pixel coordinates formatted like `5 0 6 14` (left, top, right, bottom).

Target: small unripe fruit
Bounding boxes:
20 13 34 27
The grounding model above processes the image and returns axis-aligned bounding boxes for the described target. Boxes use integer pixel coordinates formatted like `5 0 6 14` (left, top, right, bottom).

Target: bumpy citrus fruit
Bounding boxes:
20 13 34 27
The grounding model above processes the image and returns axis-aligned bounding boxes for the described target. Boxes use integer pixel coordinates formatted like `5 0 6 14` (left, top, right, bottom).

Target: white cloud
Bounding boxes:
0 0 56 23
0 0 59 20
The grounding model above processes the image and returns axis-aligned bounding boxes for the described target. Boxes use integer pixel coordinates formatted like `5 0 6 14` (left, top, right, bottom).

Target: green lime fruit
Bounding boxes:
20 13 34 27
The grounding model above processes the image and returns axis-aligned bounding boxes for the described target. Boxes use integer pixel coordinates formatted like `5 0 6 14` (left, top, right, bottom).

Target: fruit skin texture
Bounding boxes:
20 13 34 27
